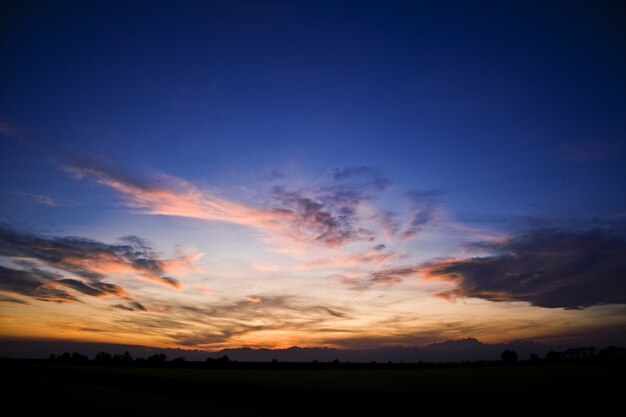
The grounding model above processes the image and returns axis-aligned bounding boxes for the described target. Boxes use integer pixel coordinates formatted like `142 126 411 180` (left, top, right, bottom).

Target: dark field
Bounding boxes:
2 362 624 416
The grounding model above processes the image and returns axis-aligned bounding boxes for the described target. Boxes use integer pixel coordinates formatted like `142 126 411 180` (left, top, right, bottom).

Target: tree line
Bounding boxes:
37 345 626 368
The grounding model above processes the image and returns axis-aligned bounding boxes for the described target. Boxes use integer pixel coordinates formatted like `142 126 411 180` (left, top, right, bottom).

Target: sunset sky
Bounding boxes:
1 1 625 351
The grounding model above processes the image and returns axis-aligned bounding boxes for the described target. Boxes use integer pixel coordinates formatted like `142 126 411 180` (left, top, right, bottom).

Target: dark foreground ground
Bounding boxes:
2 361 624 416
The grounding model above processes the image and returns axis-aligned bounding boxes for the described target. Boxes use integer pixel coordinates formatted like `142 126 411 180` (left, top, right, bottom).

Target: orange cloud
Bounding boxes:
61 254 182 289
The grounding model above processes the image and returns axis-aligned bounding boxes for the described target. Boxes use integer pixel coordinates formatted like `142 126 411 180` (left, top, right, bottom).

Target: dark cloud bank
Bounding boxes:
0 225 179 306
426 229 626 309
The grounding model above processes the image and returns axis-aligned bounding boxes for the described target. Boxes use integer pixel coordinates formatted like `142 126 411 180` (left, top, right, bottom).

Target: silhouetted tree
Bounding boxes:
501 349 518 364
546 350 562 362
530 353 541 362
599 346 626 360
71 352 88 362
563 347 596 359
95 352 112 362
146 353 167 363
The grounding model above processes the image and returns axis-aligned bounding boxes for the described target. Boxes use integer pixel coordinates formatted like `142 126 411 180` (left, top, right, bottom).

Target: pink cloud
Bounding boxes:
64 163 377 249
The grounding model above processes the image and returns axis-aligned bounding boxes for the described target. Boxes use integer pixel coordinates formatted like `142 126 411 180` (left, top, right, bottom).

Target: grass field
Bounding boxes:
2 362 624 416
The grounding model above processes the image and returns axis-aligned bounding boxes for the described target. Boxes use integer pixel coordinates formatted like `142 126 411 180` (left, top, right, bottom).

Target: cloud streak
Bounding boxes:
334 265 420 290
15 191 57 206
113 301 148 312
399 190 443 241
161 295 352 347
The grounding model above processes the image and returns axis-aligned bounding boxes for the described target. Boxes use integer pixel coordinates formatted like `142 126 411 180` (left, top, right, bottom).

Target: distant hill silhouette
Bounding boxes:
208 338 551 362
0 338 554 362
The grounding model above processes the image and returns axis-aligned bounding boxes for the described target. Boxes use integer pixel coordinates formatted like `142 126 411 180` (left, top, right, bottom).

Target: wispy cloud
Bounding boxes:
399 190 443 241
102 295 354 349
299 245 404 270
0 293 29 304
15 191 57 206
333 265 421 290
333 166 391 190
63 161 270 228
166 296 352 348
421 229 626 309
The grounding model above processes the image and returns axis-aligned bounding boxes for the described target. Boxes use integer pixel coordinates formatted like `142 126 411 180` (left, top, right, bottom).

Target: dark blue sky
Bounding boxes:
3 1 625 216
1 1 625 349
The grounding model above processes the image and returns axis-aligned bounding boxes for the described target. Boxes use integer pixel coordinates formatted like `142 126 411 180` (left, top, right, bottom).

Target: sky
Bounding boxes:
1 0 625 351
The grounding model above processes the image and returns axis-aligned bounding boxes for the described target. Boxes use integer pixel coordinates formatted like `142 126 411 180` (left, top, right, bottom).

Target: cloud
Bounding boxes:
15 191 57 206
55 279 127 298
266 167 393 247
270 185 376 247
399 190 443 241
422 229 626 309
113 301 147 312
0 226 183 289
64 160 398 249
63 160 272 227
0 293 29 304
334 266 419 290
0 265 82 303
0 225 196 308
333 166 391 191
126 295 353 348
299 246 403 269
